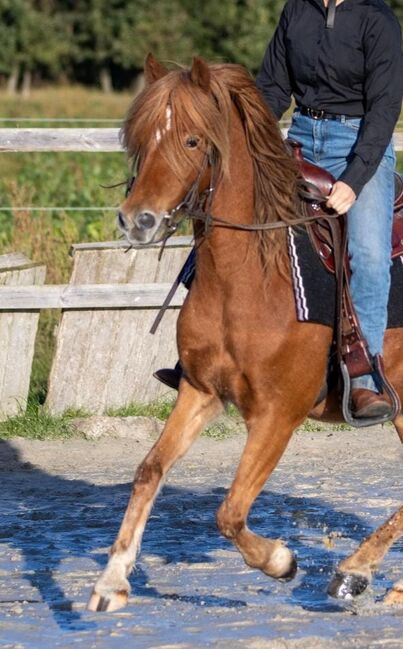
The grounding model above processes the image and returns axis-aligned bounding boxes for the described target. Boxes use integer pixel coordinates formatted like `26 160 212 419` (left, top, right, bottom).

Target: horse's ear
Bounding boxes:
190 57 210 92
144 53 168 85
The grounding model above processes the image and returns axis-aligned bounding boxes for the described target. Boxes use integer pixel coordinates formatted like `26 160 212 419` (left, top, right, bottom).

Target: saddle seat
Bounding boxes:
288 139 403 273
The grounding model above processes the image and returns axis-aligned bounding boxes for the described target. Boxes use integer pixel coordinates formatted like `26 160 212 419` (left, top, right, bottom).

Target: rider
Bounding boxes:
255 0 403 419
155 0 403 420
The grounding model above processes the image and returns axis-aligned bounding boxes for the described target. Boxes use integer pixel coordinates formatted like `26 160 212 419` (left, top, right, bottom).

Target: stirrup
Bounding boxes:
340 355 401 427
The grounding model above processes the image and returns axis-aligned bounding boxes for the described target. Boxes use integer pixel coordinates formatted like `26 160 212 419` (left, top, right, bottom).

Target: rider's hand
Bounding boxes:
326 181 356 214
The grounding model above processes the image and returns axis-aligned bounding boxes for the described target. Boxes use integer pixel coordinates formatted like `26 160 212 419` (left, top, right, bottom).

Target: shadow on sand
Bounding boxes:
0 439 397 632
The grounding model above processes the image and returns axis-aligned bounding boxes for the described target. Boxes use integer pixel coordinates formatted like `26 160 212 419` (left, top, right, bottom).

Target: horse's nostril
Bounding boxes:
137 212 156 230
117 211 126 230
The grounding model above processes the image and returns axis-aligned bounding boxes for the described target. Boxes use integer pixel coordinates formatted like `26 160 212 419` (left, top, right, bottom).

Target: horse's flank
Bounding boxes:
121 63 299 275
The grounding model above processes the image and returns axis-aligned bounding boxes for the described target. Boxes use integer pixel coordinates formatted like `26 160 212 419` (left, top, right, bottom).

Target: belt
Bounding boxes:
298 106 362 121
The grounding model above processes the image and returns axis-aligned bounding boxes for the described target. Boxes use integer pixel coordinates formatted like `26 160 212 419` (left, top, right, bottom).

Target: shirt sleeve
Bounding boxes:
339 10 403 196
255 3 293 120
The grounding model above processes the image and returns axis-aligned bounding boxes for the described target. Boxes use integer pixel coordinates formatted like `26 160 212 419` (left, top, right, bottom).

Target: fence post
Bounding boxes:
0 253 46 419
46 240 191 414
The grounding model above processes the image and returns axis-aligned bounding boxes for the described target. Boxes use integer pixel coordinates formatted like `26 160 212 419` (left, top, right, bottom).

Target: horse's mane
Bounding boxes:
121 63 299 273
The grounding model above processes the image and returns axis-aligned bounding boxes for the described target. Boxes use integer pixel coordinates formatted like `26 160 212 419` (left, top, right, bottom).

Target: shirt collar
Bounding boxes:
306 0 354 13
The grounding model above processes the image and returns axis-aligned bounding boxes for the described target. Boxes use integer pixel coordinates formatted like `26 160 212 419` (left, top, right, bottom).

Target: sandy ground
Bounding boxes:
0 421 402 648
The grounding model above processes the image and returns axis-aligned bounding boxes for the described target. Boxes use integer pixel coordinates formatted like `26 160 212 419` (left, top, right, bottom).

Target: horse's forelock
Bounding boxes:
121 68 232 179
121 63 298 275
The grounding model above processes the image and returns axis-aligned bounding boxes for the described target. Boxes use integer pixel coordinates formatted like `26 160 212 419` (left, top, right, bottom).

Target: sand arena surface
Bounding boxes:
0 423 402 648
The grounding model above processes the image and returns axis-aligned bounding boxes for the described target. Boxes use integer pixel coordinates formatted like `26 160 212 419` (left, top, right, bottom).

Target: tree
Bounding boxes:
178 0 284 72
0 0 71 94
118 0 193 70
387 0 403 23
70 0 125 92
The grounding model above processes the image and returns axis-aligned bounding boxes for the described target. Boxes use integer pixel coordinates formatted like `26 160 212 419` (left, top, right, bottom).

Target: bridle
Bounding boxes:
123 146 340 252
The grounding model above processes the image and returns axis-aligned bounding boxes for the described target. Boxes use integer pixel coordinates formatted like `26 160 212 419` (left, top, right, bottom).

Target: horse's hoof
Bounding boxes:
87 589 129 612
279 554 298 582
327 571 369 600
384 580 403 605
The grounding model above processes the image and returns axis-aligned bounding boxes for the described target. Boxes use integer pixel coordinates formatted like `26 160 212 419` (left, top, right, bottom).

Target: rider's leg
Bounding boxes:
346 147 395 389
288 112 395 416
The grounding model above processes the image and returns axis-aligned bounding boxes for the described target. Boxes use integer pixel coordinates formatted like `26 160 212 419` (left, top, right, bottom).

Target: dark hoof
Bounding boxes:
279 555 298 582
327 571 369 600
87 589 129 612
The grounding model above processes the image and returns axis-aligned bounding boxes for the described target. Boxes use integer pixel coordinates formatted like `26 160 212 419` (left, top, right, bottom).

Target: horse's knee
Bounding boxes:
134 459 163 486
216 501 244 539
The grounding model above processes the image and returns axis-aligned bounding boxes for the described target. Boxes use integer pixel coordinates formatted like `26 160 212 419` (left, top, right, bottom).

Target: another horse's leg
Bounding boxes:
328 506 403 601
393 414 403 444
87 381 222 612
216 412 299 580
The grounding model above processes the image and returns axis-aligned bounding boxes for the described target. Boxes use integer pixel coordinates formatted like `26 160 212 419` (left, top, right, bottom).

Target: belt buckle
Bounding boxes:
308 108 324 120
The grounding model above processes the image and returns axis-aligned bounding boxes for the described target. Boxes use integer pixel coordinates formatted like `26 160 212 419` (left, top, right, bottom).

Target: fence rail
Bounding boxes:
0 283 186 309
1 128 403 152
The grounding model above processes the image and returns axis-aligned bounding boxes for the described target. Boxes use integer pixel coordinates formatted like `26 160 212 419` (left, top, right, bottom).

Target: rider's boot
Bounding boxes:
153 361 182 391
351 388 393 419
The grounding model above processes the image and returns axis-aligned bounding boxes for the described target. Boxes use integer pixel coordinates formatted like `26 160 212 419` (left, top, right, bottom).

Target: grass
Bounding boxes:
0 402 82 440
0 392 355 441
107 399 176 420
0 85 133 123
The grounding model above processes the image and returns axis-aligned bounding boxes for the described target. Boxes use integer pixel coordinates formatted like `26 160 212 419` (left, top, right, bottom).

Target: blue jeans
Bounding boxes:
288 110 396 391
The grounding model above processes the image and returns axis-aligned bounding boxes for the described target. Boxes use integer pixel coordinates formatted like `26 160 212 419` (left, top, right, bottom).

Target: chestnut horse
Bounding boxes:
88 55 403 612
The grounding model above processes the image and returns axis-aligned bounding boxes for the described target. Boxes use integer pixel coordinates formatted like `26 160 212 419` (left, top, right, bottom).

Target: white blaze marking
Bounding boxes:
155 106 172 144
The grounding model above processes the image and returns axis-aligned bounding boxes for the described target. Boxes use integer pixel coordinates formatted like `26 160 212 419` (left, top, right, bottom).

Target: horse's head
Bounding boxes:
118 54 229 245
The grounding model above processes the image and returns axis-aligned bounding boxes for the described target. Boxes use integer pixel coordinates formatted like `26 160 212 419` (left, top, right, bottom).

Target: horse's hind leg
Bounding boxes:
328 506 403 601
393 413 403 444
87 381 222 612
216 411 299 580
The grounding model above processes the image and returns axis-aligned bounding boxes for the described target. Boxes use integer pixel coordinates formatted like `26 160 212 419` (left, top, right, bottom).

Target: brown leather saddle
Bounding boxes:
287 139 402 426
289 139 403 271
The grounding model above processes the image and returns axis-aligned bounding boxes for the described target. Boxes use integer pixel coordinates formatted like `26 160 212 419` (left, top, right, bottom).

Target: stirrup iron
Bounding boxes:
341 355 401 427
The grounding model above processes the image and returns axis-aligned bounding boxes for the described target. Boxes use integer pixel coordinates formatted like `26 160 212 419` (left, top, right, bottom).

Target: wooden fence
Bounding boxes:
1 128 402 152
0 237 192 419
0 125 402 419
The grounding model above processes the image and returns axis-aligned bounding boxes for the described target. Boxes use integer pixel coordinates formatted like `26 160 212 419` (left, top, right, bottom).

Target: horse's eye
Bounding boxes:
185 136 200 149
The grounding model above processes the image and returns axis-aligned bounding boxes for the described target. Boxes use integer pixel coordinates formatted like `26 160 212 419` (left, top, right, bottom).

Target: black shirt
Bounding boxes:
256 0 403 195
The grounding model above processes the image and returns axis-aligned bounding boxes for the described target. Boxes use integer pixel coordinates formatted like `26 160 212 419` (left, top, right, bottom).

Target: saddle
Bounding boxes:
288 139 402 426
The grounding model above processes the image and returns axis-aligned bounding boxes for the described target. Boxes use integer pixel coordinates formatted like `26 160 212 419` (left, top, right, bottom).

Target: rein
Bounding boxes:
145 151 340 335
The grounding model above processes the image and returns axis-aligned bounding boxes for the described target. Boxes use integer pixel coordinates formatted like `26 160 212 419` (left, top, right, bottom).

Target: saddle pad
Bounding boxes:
288 227 403 329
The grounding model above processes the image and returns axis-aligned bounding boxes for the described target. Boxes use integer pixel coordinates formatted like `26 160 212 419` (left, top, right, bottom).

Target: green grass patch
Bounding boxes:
297 419 352 432
202 421 238 440
106 399 177 420
0 402 88 440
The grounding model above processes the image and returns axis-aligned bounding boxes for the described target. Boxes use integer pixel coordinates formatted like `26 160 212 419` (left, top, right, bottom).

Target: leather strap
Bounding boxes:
326 0 337 28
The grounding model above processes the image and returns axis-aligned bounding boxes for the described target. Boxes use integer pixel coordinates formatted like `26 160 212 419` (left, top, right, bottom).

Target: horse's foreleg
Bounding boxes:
87 381 222 612
328 506 403 601
216 412 298 580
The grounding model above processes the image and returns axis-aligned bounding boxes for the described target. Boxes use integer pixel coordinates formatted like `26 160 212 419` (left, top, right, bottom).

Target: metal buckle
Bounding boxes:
308 108 325 120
